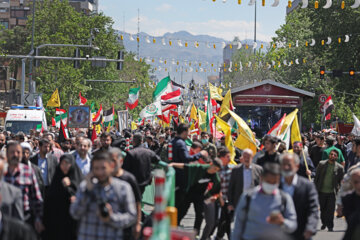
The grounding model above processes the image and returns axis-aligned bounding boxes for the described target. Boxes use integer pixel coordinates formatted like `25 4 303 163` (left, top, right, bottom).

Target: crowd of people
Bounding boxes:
0 123 359 240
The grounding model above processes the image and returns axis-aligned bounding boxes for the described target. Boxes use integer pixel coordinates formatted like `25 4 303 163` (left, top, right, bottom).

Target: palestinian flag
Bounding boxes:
55 113 67 128
323 96 334 121
153 76 173 101
125 87 140 110
56 108 66 115
103 106 115 128
59 120 70 142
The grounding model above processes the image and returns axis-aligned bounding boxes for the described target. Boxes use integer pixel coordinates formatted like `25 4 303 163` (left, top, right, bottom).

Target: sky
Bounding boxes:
100 0 290 43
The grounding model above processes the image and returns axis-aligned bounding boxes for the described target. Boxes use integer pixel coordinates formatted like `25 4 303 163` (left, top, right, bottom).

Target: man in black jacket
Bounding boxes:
280 153 319 240
123 133 160 194
170 123 207 213
30 139 57 190
255 135 280 167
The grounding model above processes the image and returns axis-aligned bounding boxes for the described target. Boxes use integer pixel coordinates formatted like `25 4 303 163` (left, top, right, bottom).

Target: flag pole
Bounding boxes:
302 150 311 181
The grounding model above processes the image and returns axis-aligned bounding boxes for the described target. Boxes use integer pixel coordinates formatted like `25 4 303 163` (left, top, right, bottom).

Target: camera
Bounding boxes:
92 178 109 218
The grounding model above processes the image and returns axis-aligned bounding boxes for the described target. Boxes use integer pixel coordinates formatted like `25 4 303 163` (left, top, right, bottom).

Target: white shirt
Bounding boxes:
243 165 253 191
281 174 298 197
75 154 91 176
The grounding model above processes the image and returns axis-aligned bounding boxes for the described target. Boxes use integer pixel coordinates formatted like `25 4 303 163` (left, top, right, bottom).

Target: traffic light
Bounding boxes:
117 50 124 70
349 67 356 79
320 66 325 79
74 48 80 69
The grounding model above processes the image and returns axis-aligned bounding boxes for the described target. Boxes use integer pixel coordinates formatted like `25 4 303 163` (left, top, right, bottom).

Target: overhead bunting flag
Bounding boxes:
218 89 234 118
47 88 61 107
103 106 115 128
125 87 140 110
209 83 223 101
139 101 162 119
79 92 87 105
323 96 334 121
153 76 173 101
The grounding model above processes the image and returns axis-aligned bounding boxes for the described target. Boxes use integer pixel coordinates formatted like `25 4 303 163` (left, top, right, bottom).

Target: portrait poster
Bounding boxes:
68 105 90 128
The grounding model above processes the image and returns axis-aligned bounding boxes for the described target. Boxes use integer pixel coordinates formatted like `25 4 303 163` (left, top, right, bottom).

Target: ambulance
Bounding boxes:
5 106 47 134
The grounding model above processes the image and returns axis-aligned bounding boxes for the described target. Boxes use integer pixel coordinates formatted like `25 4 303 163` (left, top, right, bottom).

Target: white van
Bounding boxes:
5 106 47 134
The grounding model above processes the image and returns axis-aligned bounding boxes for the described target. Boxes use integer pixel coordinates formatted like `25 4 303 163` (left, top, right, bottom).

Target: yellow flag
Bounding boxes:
190 103 198 121
228 108 258 153
291 114 301 146
198 110 207 132
215 115 236 164
47 88 61 107
209 83 223 101
280 109 298 134
179 115 185 123
219 89 233 118
131 121 138 131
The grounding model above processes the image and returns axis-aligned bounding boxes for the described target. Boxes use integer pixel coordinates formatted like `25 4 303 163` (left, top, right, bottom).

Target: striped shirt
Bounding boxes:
220 164 233 201
70 177 137 240
4 163 43 218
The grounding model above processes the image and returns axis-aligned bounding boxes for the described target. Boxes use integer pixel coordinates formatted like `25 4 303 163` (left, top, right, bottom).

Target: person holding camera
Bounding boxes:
70 151 137 240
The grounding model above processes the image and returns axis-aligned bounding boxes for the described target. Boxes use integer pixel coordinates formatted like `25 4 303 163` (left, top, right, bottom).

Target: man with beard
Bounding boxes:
0 133 6 154
70 151 136 240
292 141 315 179
4 141 44 234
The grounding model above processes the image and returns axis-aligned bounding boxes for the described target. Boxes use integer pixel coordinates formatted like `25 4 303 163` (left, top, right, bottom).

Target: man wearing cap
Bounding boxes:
21 142 44 197
322 136 345 167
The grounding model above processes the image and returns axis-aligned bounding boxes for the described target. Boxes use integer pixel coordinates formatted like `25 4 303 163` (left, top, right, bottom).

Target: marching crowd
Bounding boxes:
0 123 359 240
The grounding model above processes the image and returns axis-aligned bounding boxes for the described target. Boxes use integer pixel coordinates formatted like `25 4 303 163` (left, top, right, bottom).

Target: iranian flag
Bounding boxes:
267 114 287 137
56 108 66 115
55 113 67 128
323 96 334 121
35 123 43 133
125 87 140 110
161 89 182 105
153 76 173 102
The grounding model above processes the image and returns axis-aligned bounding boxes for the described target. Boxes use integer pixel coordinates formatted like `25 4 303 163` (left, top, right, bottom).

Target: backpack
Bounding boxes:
239 189 288 240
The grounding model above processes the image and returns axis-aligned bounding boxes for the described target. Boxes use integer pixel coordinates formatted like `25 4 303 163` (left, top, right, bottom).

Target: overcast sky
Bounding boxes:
100 0 290 42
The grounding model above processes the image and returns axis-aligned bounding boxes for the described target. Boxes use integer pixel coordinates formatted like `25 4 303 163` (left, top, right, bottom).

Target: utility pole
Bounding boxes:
254 0 257 55
29 0 36 93
137 8 140 59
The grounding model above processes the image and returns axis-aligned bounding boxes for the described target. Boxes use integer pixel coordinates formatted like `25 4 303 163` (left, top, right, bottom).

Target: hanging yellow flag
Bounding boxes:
215 115 236 164
209 83 223 101
131 121 138 131
190 104 198 121
47 88 61 107
228 108 258 153
198 110 207 132
218 90 234 118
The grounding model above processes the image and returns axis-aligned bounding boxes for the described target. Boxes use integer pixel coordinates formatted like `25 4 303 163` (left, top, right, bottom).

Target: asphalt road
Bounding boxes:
179 205 347 240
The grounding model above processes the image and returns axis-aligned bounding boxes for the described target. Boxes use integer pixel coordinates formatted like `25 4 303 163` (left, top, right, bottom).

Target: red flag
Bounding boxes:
79 92 87 105
51 117 56 127
161 89 181 100
91 127 97 144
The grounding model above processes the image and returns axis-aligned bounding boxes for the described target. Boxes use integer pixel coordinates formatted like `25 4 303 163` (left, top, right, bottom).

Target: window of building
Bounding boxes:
10 9 27 18
0 20 8 29
0 8 9 12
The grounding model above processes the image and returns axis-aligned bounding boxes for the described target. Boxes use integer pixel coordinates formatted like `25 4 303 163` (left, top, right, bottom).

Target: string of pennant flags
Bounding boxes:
208 0 360 9
120 31 356 51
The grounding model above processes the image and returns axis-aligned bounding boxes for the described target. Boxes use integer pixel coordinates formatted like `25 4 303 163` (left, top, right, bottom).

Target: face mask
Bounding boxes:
282 170 295 178
201 139 209 144
262 182 278 194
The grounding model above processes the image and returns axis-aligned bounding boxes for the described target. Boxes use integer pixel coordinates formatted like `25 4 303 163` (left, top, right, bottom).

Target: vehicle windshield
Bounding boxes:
5 121 42 134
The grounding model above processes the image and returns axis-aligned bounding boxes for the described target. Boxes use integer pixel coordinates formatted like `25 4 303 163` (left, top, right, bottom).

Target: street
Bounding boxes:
180 205 347 240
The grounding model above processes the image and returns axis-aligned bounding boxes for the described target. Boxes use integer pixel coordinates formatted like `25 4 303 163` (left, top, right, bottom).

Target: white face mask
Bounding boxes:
262 181 279 194
281 170 295 178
